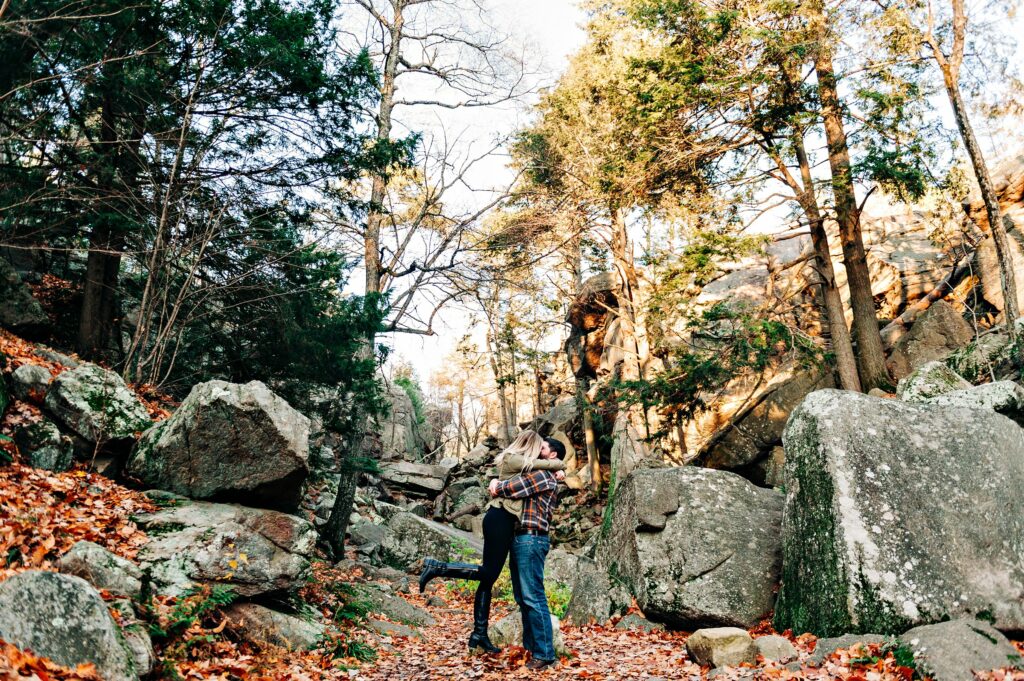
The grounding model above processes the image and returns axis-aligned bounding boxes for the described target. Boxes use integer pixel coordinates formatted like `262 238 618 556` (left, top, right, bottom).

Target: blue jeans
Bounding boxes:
510 534 554 662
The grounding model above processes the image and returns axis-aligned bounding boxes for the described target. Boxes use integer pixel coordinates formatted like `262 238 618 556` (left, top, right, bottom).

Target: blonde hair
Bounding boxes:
494 430 543 472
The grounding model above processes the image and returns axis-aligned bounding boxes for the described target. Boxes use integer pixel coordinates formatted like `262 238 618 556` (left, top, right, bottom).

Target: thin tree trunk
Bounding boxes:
809 1 890 390
793 134 862 392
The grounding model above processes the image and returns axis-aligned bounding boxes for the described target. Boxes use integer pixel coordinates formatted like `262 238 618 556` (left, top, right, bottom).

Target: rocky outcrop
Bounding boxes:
135 498 316 598
886 300 974 380
776 390 1024 636
926 380 1024 426
45 364 151 444
0 571 137 681
0 258 48 332
58 540 143 599
592 467 783 629
895 360 972 402
380 384 421 460
127 380 310 511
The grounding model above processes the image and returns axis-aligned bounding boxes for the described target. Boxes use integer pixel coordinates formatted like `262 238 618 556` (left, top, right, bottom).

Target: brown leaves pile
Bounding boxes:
0 463 154 579
0 640 100 681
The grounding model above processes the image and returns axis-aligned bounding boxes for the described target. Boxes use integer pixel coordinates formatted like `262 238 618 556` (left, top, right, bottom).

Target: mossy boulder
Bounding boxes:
896 361 971 403
58 540 143 599
45 364 151 443
776 390 1024 637
898 619 1020 681
926 380 1024 427
15 418 73 471
0 571 137 681
377 511 482 571
127 380 310 511
595 467 783 629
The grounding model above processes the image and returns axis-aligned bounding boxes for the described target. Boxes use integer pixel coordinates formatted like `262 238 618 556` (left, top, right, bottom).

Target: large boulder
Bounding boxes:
379 461 451 498
563 555 630 625
886 300 974 380
135 498 316 597
947 327 1017 382
380 384 422 460
895 360 971 402
776 390 1024 636
596 467 783 629
0 571 137 681
45 364 151 443
378 511 482 571
127 380 310 511
898 619 1020 681
0 258 48 331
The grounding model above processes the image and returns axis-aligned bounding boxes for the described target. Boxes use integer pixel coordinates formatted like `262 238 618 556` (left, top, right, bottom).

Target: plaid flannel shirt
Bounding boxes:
494 470 558 533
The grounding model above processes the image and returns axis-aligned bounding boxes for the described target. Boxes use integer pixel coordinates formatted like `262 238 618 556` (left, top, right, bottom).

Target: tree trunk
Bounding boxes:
809 1 890 390
941 71 1019 342
794 134 862 392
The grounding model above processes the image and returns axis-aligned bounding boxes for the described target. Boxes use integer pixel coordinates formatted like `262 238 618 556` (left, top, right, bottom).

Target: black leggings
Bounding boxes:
477 506 516 592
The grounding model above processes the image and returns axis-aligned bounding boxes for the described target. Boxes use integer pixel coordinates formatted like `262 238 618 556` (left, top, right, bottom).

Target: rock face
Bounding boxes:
127 380 310 511
378 511 483 571
895 361 972 402
59 540 143 599
45 364 151 443
685 627 757 667
135 499 316 597
898 619 1020 681
380 383 422 460
226 603 325 650
563 555 631 625
926 380 1024 427
596 467 783 629
0 258 48 331
0 571 136 681
886 300 974 380
379 461 451 498
776 390 1024 636
15 418 73 471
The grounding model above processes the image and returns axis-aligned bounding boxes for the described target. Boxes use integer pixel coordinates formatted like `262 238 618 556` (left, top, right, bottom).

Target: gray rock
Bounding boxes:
226 603 325 650
597 467 782 629
378 511 482 571
59 540 143 598
109 599 155 676
488 611 567 656
347 583 435 627
0 571 136 681
15 418 73 471
545 548 579 587
11 363 52 400
808 634 889 665
379 461 451 497
127 380 310 511
426 595 446 608
614 614 665 633
564 555 628 625
380 384 423 460
896 361 971 402
45 364 151 443
685 627 757 667
898 619 1021 681
135 499 316 597
776 389 1024 636
947 331 1014 383
0 258 48 330
887 300 974 380
926 380 1024 426
368 618 420 639
754 635 797 663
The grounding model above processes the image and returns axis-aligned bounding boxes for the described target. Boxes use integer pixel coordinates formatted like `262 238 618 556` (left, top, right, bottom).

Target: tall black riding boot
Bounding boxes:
418 557 480 593
468 588 501 654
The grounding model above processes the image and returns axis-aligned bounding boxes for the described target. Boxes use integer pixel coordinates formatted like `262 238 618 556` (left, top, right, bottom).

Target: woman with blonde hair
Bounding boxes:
418 429 565 653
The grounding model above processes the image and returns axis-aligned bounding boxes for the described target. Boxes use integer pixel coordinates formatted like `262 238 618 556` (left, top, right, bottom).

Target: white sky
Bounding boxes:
380 0 587 382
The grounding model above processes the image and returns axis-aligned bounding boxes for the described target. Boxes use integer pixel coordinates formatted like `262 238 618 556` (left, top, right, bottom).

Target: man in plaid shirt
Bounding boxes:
487 437 566 670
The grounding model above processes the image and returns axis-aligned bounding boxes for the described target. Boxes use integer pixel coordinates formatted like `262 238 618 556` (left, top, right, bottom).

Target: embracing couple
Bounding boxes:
419 430 566 670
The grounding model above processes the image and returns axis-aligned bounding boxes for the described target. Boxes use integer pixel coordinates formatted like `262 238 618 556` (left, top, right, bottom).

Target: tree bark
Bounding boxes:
809 1 890 390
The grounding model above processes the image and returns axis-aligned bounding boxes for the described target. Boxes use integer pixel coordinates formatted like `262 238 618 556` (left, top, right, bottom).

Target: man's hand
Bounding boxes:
554 470 566 482
488 479 500 497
